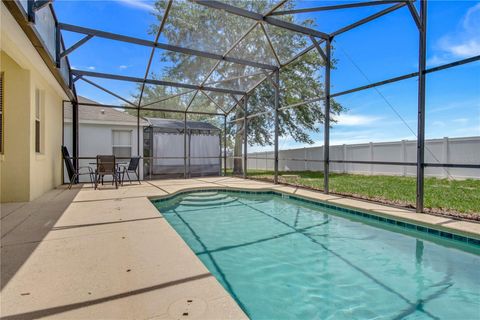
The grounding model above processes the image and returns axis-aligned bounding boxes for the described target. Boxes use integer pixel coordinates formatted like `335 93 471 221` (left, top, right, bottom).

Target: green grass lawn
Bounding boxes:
232 170 480 216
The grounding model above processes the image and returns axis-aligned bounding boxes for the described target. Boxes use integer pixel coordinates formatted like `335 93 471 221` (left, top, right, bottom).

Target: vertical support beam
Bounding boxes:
137 107 140 155
27 0 35 22
218 132 222 176
55 23 61 68
402 140 407 176
304 147 307 171
416 0 427 213
72 100 79 181
243 95 248 179
224 115 227 176
137 107 140 180
274 70 280 184
324 38 332 193
61 101 65 183
184 112 187 179
149 128 153 180
69 68 74 90
188 131 192 178
442 137 448 178
265 151 268 172
369 142 374 175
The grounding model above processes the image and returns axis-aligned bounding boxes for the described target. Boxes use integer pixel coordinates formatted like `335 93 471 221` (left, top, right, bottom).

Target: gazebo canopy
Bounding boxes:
145 118 220 134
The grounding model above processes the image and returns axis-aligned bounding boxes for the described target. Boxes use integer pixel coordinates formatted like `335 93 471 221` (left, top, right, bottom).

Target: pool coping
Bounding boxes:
149 185 480 246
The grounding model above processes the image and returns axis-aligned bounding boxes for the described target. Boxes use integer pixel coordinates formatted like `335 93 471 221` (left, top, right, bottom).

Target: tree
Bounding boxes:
136 0 345 174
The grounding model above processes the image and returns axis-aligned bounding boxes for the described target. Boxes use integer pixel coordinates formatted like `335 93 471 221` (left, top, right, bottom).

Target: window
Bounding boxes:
35 89 41 153
0 72 3 154
112 130 132 158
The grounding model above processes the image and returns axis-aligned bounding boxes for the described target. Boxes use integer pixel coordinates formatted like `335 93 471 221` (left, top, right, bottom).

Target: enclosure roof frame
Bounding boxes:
54 0 417 116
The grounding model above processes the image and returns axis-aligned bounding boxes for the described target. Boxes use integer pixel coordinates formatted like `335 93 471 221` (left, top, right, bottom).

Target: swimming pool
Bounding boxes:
153 190 480 320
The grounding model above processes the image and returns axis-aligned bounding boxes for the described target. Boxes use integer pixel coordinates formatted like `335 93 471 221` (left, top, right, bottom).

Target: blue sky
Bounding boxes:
54 0 480 149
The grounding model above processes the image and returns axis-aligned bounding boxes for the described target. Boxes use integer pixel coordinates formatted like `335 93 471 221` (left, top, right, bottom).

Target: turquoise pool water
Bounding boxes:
153 191 480 320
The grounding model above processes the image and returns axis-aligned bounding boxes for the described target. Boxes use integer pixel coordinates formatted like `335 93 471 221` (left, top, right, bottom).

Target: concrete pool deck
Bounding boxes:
1 177 479 319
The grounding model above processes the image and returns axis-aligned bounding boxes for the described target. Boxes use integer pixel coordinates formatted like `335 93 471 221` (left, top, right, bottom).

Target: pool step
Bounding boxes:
180 194 237 207
187 192 220 197
183 193 229 202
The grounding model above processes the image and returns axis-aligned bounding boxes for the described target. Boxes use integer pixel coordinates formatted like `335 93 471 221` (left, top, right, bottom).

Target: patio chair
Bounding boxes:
62 146 94 189
95 155 120 189
119 156 141 185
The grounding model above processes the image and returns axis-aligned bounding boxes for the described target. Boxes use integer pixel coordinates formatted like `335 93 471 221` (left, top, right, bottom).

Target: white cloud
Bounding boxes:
332 114 381 126
428 3 480 66
426 55 450 67
87 66 96 70
453 118 469 124
443 39 480 57
116 0 154 12
453 125 480 136
429 98 480 114
119 65 129 70
463 2 480 33
432 120 445 127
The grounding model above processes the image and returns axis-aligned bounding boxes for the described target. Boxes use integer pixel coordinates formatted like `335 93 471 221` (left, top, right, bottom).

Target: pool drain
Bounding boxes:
168 297 206 319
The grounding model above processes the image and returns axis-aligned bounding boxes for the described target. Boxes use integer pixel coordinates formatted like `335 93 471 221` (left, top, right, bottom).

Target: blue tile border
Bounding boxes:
150 188 480 248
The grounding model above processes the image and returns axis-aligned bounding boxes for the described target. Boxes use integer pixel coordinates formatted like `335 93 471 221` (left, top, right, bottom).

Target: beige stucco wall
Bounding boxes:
0 52 31 201
28 64 64 201
1 3 68 202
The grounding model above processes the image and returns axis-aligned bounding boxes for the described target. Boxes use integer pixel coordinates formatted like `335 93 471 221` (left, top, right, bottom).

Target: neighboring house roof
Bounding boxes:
145 118 220 132
65 97 218 131
64 96 148 126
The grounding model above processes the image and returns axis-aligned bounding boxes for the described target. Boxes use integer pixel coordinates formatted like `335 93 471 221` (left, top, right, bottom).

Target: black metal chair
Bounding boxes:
95 155 120 189
119 156 141 185
62 146 94 189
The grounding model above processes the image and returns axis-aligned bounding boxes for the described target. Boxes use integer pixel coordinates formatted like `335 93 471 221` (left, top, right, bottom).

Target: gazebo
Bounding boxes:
144 118 221 179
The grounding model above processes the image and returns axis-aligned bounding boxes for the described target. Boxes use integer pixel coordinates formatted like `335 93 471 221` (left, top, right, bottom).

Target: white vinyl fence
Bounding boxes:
235 136 480 179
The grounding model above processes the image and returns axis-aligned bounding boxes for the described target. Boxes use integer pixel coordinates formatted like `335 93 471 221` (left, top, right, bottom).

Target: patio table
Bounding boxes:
89 160 129 187
88 160 130 167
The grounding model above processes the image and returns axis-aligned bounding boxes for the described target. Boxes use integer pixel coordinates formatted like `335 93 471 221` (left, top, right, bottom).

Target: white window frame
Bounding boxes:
112 129 133 158
35 88 43 154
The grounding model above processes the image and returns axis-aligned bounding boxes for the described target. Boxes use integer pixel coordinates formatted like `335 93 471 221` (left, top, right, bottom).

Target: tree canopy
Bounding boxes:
134 0 345 161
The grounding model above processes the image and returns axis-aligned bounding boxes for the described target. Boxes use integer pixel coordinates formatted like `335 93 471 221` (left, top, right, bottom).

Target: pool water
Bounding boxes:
154 191 480 320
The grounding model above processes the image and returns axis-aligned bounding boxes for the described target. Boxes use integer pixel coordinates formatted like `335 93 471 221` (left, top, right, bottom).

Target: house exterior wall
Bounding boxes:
64 122 144 182
28 61 64 200
1 3 67 202
0 52 31 201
